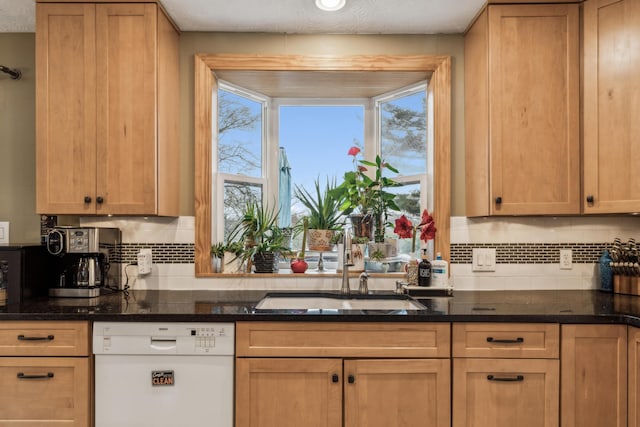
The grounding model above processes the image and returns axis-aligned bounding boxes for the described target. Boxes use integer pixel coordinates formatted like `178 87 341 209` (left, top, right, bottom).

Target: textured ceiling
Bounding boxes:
0 0 484 34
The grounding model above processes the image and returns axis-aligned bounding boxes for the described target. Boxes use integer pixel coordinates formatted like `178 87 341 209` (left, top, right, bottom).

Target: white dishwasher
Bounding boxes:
93 322 234 427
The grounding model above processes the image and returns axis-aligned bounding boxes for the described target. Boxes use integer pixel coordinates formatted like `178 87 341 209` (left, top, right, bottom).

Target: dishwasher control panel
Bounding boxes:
93 322 235 356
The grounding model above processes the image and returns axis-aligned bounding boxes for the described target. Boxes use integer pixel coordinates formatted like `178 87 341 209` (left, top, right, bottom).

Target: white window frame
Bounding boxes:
214 80 431 255
374 82 431 218
214 81 270 244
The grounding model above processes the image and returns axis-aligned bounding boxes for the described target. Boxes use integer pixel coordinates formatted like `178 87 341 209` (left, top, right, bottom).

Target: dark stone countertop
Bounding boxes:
2 289 640 326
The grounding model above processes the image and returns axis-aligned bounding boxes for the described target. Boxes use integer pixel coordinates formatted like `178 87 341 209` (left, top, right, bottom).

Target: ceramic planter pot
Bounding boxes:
222 252 243 274
307 229 335 252
253 252 277 273
337 243 366 272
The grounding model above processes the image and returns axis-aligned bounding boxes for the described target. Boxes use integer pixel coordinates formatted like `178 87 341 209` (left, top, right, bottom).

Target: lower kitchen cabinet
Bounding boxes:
452 323 560 427
0 357 90 425
453 358 559 427
629 327 640 427
0 321 91 427
344 358 450 427
561 324 627 427
235 322 451 427
236 358 342 427
235 357 450 427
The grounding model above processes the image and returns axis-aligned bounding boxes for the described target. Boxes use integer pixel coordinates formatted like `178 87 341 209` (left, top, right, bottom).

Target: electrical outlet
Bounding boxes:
137 249 153 275
560 249 572 270
0 222 9 244
472 248 496 272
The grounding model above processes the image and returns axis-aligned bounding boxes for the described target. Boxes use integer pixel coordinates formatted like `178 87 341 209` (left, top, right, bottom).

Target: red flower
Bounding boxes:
348 146 361 156
394 215 413 239
418 209 437 243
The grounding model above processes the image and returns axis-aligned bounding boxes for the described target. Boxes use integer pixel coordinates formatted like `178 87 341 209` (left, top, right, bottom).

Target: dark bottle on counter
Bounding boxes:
599 249 613 292
418 249 431 287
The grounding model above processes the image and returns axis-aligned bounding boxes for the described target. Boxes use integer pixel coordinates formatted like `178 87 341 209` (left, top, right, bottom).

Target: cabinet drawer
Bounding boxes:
453 323 559 358
0 321 90 356
0 357 90 426
236 322 450 358
453 358 559 427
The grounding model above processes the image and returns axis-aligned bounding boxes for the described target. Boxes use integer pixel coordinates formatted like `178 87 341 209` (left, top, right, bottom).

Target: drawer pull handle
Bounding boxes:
17 334 55 341
348 375 355 384
332 374 339 383
17 372 54 380
487 374 524 382
486 337 524 344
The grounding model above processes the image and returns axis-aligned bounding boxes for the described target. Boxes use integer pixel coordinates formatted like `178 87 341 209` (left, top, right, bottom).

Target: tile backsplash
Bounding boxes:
80 215 640 292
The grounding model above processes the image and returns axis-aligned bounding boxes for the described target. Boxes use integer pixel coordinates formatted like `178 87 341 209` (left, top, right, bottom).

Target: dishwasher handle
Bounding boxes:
150 337 178 351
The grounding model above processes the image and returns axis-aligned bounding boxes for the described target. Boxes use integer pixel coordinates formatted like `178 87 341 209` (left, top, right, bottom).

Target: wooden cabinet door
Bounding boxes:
583 0 640 213
488 4 580 215
95 3 157 215
561 324 627 427
236 358 342 427
344 358 450 427
453 358 559 427
36 3 97 215
630 327 640 427
0 357 90 427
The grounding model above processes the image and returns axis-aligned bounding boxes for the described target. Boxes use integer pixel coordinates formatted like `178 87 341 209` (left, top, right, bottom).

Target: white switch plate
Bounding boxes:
560 249 573 270
0 222 9 244
472 248 496 272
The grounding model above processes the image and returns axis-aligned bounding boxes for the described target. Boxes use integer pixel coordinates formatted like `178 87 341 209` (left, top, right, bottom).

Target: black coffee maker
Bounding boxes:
46 227 121 298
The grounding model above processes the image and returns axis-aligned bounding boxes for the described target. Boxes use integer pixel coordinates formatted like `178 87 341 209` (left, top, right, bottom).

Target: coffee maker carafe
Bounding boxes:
47 227 121 298
74 255 103 288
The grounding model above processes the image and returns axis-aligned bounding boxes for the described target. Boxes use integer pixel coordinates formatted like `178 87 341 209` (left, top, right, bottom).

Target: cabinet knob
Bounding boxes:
332 374 339 383
348 375 355 384
84 196 92 203
586 195 594 204
495 196 502 205
96 196 104 204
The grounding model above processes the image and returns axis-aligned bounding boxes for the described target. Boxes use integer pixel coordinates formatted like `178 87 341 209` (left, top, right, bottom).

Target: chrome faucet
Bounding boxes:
341 231 353 295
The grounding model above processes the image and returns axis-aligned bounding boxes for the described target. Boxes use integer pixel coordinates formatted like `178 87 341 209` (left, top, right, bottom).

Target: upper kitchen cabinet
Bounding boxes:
583 0 640 214
36 2 179 216
465 4 580 216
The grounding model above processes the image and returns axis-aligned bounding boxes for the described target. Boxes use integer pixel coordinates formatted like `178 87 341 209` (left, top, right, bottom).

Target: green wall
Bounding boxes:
0 33 39 243
0 32 465 242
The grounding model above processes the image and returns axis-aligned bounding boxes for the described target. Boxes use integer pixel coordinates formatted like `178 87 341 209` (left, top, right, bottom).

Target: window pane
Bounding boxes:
223 181 262 242
218 89 262 177
387 182 421 255
380 91 427 176
279 105 365 230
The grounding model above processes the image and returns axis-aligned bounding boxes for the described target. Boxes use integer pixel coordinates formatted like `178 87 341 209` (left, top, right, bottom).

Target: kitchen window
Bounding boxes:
213 81 429 257
193 54 451 276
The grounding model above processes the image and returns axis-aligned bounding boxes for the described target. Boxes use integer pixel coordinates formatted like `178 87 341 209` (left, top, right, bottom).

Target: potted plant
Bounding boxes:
331 147 400 242
223 241 244 274
294 178 342 252
234 200 289 273
210 242 226 273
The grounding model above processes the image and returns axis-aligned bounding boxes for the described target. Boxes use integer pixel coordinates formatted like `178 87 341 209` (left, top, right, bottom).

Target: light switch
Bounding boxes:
472 248 496 272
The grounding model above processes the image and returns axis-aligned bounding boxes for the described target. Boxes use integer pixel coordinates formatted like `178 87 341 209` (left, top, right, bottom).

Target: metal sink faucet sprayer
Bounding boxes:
341 231 354 295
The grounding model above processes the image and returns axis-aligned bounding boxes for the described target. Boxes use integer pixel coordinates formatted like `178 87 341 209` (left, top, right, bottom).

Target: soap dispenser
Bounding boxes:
418 249 431 287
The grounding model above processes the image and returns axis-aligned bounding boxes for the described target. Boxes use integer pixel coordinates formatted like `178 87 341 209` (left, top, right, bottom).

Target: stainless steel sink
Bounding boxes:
254 293 426 311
